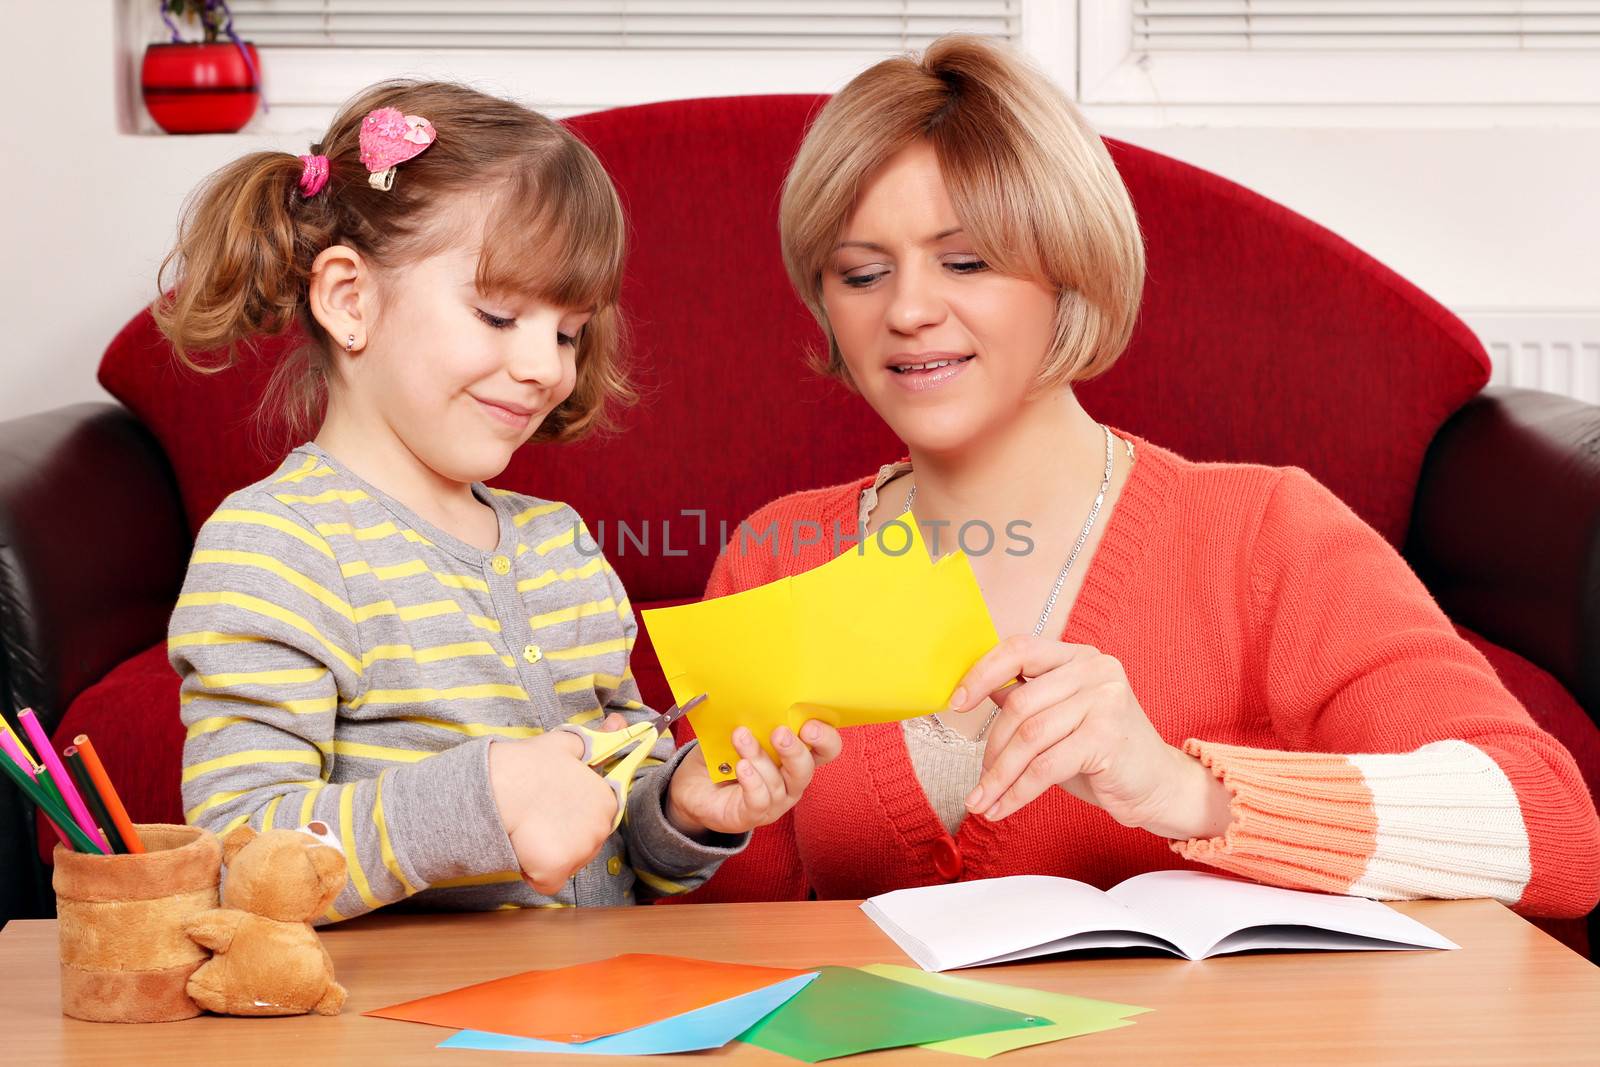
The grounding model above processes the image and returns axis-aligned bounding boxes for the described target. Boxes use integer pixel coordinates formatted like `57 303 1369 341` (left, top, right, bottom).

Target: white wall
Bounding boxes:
2 3 1595 422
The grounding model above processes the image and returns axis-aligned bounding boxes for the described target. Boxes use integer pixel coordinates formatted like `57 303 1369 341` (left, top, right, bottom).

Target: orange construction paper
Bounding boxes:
365 953 811 1043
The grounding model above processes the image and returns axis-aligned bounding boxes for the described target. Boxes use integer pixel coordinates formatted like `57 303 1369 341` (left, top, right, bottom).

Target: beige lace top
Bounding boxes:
857 459 987 836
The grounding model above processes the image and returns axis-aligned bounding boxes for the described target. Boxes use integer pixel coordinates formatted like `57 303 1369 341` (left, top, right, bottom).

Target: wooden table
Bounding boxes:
2 898 1597 1065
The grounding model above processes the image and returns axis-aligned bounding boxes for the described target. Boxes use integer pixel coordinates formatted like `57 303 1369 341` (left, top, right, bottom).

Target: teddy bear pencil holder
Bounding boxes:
53 823 222 1022
182 823 349 1017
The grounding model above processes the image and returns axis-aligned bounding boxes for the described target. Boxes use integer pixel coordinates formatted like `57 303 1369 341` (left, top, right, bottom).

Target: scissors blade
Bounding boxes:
653 693 706 733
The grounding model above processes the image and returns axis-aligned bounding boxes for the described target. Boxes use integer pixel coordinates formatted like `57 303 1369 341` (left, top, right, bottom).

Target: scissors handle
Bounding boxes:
554 719 664 831
557 718 657 766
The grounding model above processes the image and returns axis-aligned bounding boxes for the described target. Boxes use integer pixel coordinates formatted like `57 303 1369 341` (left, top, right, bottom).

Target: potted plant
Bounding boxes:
142 1 261 134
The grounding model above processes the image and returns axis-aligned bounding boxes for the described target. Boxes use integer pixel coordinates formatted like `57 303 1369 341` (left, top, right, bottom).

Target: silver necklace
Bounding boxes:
906 423 1122 745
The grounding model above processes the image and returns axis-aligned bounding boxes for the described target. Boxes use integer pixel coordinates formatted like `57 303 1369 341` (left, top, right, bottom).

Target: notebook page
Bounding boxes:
978 930 1187 967
861 875 1174 972
1106 870 1459 959
1205 926 1438 955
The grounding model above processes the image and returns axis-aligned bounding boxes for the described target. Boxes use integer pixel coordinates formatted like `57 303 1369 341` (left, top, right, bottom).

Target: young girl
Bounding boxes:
157 80 840 921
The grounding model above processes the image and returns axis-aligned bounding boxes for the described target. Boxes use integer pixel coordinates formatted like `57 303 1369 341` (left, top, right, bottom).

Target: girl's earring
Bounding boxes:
345 334 357 352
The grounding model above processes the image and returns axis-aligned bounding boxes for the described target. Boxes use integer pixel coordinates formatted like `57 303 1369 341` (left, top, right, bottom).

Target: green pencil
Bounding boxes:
33 760 67 812
0 751 101 854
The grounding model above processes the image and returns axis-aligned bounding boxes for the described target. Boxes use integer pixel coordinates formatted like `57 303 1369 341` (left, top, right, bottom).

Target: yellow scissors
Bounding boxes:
555 694 707 830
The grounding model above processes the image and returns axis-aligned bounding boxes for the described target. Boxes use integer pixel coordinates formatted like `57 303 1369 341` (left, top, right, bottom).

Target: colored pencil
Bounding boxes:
34 762 104 853
73 735 145 854
0 715 34 765
1 725 69 822
0 730 72 849
64 747 125 854
32 758 69 815
0 748 101 854
16 710 108 854
0 729 33 777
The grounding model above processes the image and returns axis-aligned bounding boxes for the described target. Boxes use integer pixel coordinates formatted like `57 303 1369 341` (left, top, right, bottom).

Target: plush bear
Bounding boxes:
183 822 349 1016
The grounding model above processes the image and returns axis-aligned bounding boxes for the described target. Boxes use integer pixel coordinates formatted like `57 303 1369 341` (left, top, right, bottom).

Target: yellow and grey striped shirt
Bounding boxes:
170 443 743 922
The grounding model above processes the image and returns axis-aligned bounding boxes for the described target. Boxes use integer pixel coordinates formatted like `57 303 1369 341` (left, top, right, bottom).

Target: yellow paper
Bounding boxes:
860 964 1149 1058
641 515 1001 782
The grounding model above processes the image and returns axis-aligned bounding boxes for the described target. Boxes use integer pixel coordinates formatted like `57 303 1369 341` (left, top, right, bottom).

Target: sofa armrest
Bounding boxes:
1406 387 1600 719
0 403 190 736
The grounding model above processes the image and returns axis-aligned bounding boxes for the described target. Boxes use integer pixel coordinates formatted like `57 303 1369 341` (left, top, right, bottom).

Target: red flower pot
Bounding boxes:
141 42 260 135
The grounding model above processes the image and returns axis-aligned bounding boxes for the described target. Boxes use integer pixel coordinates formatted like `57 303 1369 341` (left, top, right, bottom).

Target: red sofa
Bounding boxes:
2 95 1596 953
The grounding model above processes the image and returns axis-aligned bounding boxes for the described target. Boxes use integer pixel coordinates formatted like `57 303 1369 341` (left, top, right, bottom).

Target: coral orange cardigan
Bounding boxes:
670 432 1600 917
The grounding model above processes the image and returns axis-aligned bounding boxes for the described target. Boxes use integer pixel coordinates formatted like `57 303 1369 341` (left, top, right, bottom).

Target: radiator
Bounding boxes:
1460 311 1600 406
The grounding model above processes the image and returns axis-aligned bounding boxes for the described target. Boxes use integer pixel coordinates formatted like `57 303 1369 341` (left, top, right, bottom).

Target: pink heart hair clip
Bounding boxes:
358 106 438 191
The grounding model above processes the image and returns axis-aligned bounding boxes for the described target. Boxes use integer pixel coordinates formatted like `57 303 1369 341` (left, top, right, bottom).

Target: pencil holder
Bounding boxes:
53 824 222 1022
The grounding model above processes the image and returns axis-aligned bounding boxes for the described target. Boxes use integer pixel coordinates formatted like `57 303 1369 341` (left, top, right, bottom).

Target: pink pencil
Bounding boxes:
17 709 108 854
0 730 71 849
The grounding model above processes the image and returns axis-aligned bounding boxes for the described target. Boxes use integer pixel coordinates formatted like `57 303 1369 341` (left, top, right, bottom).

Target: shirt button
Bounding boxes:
606 855 622 876
490 555 511 575
523 644 542 664
932 837 963 880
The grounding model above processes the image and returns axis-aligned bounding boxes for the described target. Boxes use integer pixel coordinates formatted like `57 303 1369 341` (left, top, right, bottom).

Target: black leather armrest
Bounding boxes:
0 403 190 735
1406 387 1600 719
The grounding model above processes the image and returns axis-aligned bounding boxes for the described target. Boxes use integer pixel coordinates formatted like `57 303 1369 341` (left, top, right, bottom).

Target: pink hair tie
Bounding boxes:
297 153 330 197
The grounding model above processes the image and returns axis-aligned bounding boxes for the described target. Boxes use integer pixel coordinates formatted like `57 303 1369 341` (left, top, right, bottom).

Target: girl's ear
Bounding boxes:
308 244 373 355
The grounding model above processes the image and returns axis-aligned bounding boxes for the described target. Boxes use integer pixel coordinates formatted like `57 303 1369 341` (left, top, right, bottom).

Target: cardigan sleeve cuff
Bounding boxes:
1168 738 1536 906
1168 738 1381 895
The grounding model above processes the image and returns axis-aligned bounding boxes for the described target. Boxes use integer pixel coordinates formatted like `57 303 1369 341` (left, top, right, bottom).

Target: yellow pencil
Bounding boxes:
0 715 34 766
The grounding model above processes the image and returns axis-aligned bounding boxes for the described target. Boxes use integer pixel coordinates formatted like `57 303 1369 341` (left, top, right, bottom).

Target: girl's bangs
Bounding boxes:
474 150 624 313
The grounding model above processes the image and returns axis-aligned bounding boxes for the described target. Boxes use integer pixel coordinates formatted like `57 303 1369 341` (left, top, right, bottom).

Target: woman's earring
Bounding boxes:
345 334 356 351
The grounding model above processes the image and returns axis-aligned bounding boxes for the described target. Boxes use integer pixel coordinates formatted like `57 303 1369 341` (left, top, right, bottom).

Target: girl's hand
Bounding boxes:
666 721 843 838
953 637 1232 840
488 713 628 894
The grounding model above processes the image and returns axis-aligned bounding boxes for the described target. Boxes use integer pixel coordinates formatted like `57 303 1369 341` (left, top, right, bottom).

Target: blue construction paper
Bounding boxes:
438 972 818 1055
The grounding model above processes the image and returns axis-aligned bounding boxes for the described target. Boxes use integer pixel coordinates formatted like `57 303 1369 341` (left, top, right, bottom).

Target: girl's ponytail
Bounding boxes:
152 151 329 373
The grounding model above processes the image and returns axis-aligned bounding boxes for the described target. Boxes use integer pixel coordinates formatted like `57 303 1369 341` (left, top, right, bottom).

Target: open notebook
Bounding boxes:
861 870 1459 972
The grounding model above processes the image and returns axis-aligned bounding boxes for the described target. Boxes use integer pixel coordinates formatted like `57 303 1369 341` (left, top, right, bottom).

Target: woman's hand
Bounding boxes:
488 714 628 894
952 636 1233 840
667 721 843 838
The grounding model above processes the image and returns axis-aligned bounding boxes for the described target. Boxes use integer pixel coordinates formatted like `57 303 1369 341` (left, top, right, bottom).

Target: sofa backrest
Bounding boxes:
101 93 1489 603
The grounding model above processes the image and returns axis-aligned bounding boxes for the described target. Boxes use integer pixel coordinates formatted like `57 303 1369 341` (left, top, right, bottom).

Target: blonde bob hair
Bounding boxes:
779 35 1145 390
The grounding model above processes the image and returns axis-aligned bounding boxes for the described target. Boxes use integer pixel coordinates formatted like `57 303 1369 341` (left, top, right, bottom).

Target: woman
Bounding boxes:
680 35 1599 916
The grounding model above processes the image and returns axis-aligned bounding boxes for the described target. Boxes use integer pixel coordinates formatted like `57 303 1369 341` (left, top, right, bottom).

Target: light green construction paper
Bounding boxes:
737 965 1049 1063
861 964 1151 1058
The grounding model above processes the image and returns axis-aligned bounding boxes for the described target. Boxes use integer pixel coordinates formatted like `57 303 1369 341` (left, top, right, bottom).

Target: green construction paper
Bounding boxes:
737 965 1049 1063
861 964 1152 1058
